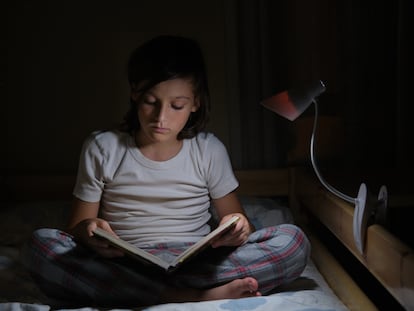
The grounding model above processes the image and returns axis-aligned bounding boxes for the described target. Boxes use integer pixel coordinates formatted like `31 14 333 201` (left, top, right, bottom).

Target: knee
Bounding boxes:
30 228 60 242
279 224 311 274
22 228 76 264
282 224 310 252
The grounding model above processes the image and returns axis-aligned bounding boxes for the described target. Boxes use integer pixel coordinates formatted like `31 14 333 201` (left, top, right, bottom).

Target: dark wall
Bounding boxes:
4 1 232 174
4 1 413 183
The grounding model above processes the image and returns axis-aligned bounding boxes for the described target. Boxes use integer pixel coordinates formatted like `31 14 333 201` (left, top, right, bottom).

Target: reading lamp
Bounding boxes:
261 80 388 255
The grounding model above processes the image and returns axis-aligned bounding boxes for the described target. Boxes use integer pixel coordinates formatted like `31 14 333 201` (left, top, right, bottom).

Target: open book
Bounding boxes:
93 215 240 272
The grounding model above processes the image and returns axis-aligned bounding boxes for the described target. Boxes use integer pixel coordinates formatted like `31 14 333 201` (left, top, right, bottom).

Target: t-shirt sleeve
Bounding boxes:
202 134 239 199
72 133 105 202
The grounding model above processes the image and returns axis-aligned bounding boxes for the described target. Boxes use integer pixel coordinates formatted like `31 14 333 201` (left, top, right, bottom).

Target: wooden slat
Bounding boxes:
309 233 378 311
295 169 414 310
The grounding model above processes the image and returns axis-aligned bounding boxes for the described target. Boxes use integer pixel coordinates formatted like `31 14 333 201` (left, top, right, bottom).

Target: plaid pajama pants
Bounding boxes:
22 224 310 307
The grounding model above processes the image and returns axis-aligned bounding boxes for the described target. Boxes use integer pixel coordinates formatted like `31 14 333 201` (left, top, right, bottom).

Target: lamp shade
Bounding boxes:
261 80 326 121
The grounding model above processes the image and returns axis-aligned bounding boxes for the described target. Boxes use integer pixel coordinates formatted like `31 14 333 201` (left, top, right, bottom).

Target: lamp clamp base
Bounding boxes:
353 183 388 255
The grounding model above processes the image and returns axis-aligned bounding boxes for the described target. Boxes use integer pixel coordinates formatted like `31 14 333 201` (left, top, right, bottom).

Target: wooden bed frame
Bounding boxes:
234 168 414 311
7 168 410 310
290 168 414 311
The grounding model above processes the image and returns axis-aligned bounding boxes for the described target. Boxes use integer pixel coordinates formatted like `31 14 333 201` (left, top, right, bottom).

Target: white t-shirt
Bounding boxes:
73 130 239 247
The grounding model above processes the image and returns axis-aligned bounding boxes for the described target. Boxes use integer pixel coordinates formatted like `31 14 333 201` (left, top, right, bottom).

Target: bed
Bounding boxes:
0 169 382 310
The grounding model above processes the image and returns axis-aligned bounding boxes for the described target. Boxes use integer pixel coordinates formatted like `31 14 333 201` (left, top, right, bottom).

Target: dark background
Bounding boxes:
4 0 413 188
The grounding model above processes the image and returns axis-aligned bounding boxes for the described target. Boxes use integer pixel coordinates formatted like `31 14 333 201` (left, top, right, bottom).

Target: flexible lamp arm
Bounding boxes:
310 99 355 204
261 80 388 254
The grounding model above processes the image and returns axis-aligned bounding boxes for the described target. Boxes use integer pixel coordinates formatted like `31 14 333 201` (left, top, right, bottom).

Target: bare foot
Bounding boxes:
200 277 261 301
161 277 261 303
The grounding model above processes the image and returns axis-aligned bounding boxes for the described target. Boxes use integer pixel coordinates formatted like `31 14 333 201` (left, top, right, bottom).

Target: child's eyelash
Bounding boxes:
142 100 184 110
172 105 184 110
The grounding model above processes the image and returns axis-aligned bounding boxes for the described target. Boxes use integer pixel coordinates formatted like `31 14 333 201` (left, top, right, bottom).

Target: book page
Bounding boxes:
172 215 240 267
92 228 170 270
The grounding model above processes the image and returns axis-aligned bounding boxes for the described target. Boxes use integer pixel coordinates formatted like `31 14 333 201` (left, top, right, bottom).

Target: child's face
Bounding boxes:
133 78 199 144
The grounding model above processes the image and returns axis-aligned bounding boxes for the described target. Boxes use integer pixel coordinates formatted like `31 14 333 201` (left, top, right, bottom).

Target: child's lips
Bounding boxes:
152 126 169 133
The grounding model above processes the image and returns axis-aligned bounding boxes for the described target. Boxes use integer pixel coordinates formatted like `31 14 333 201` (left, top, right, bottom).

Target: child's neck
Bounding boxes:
135 134 183 162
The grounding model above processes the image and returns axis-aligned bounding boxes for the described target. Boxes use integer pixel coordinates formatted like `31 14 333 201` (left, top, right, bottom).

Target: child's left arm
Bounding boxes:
210 191 255 248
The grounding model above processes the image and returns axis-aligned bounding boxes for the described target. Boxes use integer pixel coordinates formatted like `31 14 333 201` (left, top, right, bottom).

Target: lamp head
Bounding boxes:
261 80 326 121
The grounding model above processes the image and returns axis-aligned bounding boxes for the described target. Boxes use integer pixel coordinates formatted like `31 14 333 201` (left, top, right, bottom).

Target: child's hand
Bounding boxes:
70 218 125 258
211 213 253 248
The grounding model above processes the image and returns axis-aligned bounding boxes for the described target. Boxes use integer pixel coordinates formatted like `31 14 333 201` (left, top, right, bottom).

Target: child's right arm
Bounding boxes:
66 197 124 258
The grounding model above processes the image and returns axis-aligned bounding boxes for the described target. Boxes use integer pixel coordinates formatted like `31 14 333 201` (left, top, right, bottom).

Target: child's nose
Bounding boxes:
155 103 168 121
